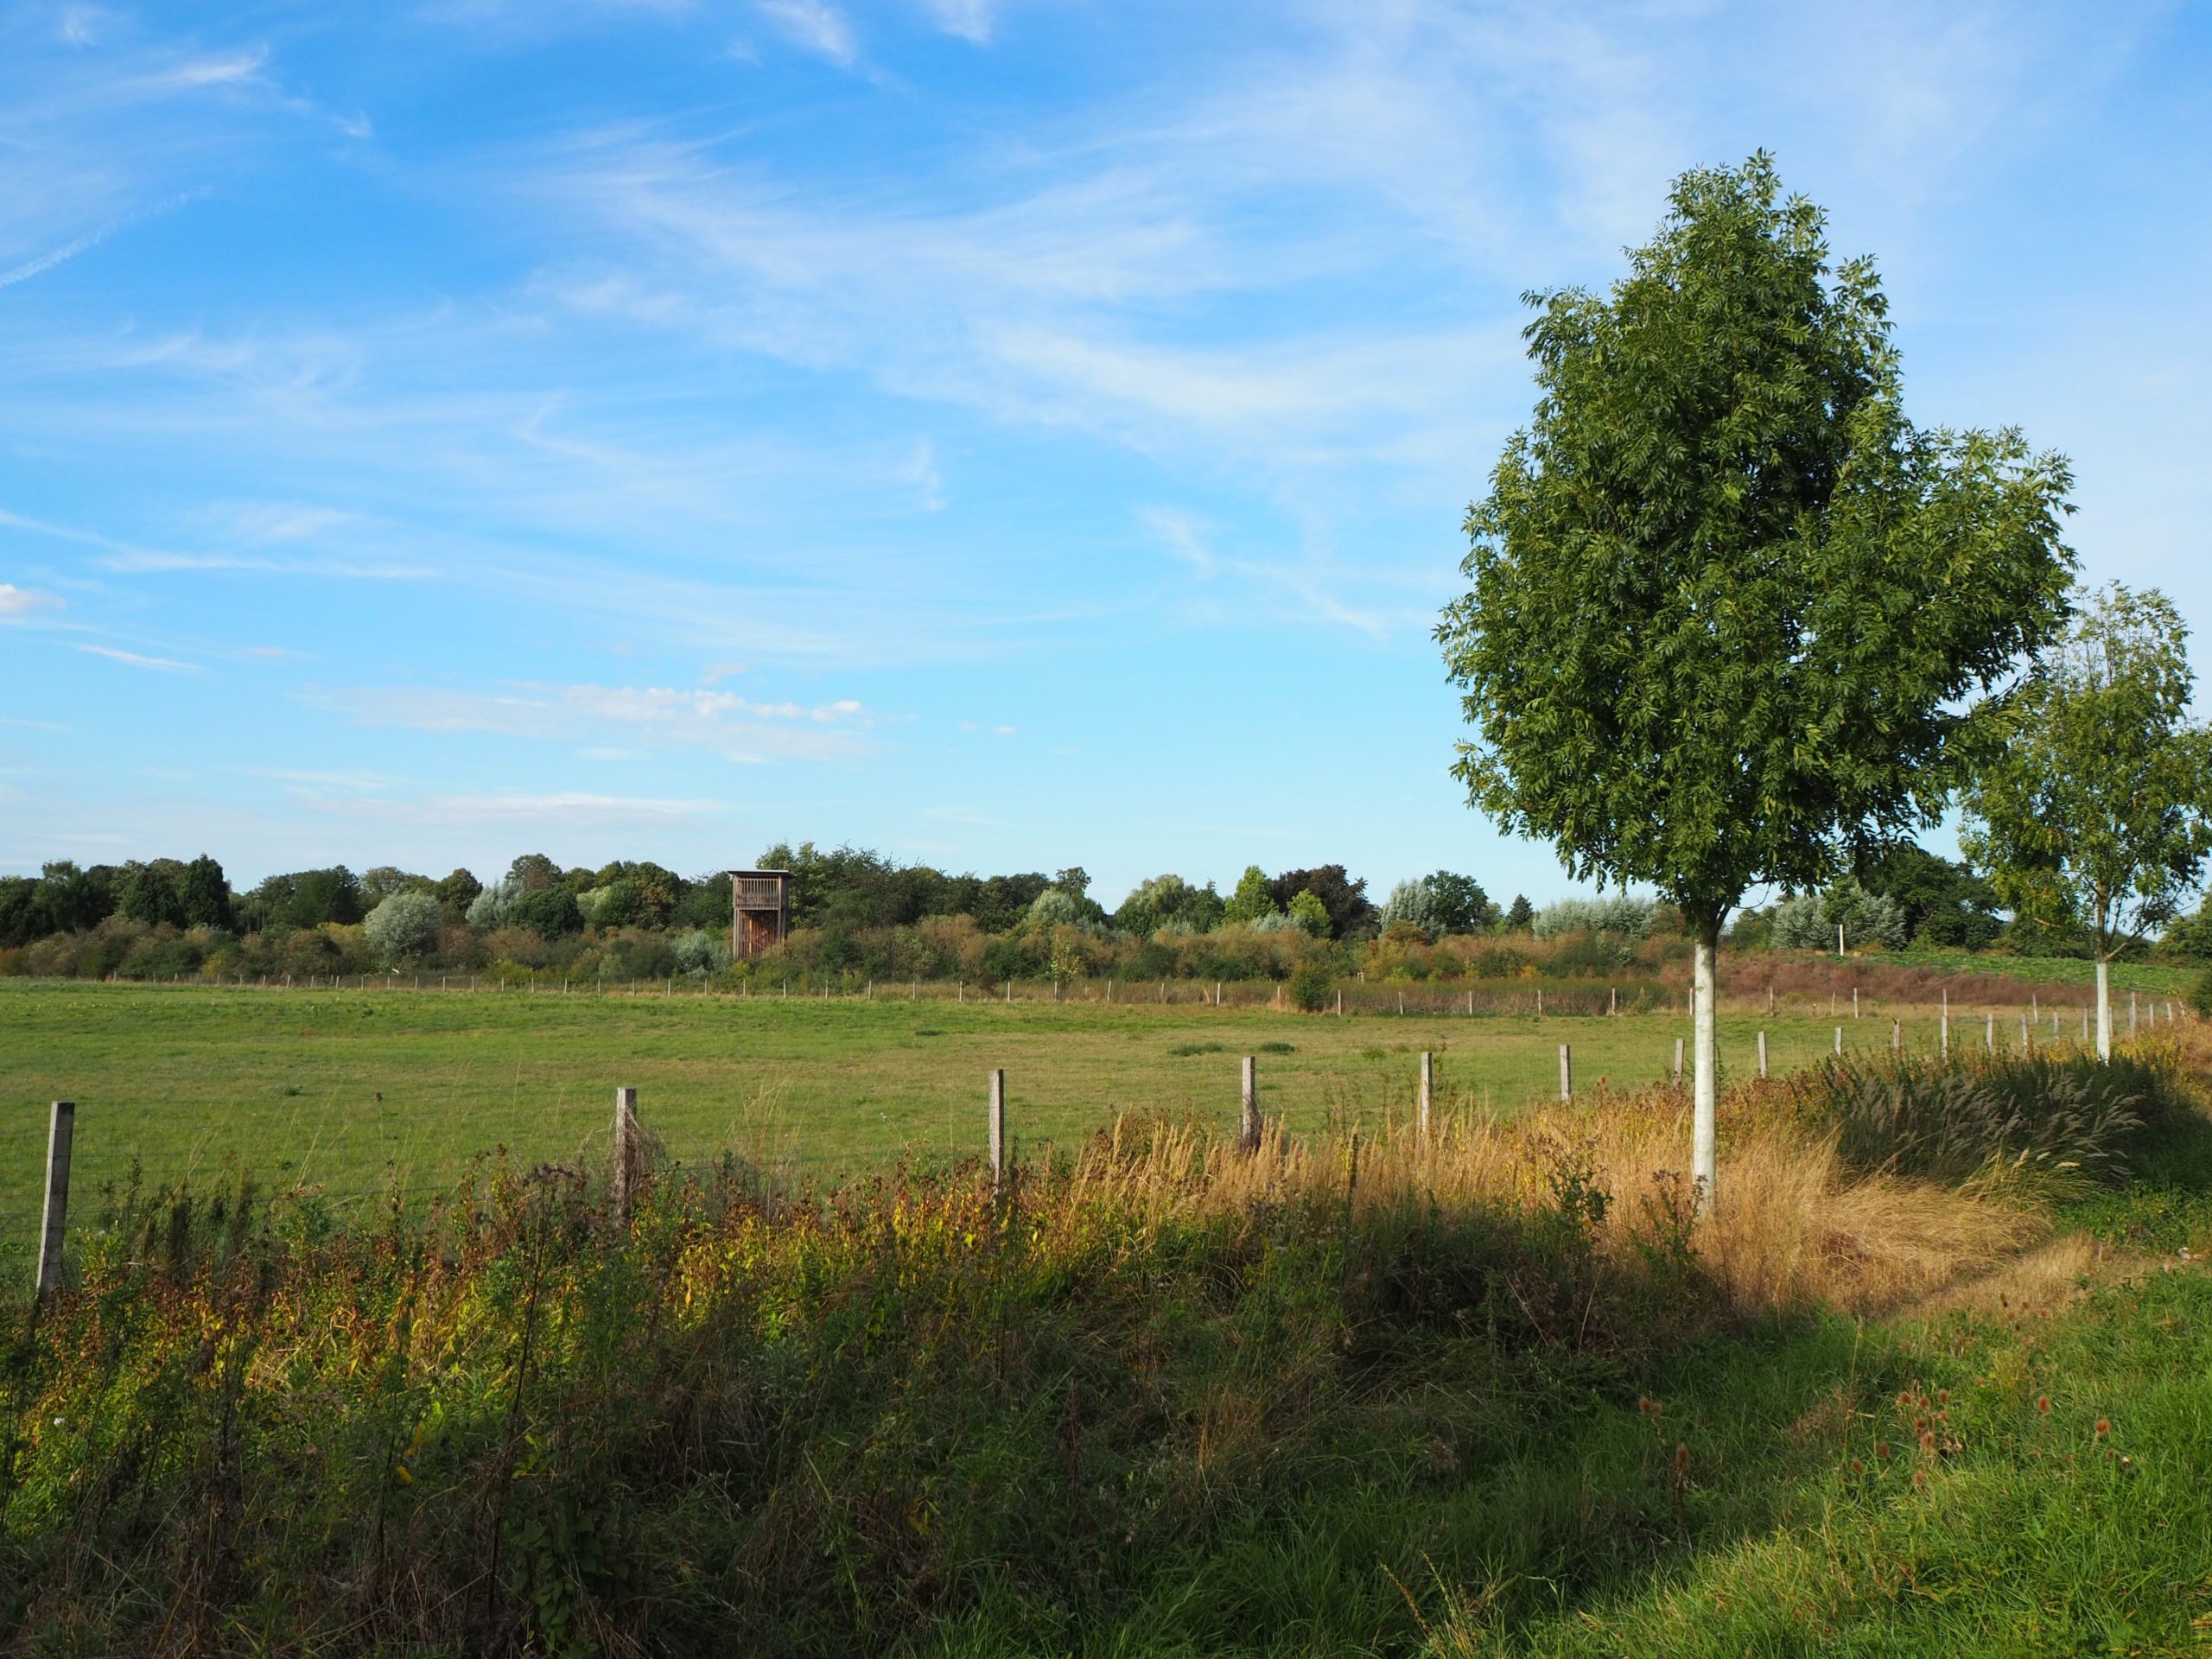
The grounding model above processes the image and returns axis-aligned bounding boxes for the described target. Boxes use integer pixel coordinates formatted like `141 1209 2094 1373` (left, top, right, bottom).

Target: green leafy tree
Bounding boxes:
1422 871 1497 934
116 861 187 928
512 887 584 938
1287 890 1332 939
1114 874 1223 937
2164 903 2212 965
506 853 561 893
177 855 233 930
1027 888 1086 930
1436 155 2074 1205
247 867 365 932
1962 584 2212 1057
1265 867 1372 938
363 890 442 966
359 866 428 906
1859 844 2001 948
1503 894 1534 932
1223 865 1275 925
434 868 482 925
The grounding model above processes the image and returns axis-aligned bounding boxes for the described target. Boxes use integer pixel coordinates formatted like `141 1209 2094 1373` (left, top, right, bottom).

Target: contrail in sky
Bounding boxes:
0 188 207 291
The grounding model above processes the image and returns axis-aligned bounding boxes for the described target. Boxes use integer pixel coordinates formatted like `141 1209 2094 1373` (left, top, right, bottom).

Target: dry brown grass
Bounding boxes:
1043 1078 2044 1320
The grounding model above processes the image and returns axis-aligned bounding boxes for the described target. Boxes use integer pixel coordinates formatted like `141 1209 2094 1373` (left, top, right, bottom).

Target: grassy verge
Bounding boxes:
4 1039 2206 1656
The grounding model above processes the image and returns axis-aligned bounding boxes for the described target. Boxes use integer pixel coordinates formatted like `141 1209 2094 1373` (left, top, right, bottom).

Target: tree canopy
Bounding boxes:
1436 153 2075 931
1961 583 2212 1045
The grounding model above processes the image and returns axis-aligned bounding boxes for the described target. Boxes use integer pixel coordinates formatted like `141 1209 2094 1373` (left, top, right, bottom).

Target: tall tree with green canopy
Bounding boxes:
1961 583 2212 1058
1436 154 2075 1208
1222 865 1275 925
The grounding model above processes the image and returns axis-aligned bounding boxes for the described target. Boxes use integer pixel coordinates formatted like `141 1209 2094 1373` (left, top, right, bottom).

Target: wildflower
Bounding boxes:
2037 1395 2050 1415
2094 1419 2111 1440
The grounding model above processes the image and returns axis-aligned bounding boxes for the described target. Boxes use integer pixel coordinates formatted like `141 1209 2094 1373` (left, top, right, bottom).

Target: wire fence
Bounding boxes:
18 969 2196 1026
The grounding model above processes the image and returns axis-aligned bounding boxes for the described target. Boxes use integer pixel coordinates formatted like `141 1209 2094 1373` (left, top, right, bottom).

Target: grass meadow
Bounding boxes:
0 973 2153 1277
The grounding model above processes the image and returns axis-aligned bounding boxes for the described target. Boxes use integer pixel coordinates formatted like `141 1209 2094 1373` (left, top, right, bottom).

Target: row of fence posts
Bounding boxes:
29 988 2192 1288
122 976 2190 1029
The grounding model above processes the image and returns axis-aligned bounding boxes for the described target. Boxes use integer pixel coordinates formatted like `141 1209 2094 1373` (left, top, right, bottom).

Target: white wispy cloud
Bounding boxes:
78 643 201 672
918 0 994 45
306 791 723 830
758 0 856 67
1144 505 1402 638
57 5 108 48
126 46 271 94
308 682 877 763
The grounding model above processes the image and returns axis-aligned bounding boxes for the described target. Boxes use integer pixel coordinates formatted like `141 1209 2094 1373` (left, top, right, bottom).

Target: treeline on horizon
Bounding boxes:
4 837 2209 992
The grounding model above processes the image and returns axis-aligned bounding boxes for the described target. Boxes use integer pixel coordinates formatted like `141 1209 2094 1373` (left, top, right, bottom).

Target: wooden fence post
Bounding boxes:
1417 1052 1433 1140
1834 1026 1842 1055
37 1101 74 1297
612 1087 639 1224
1673 1036 1684 1083
1757 1031 1768 1079
1241 1055 1260 1151
1891 1018 1900 1053
988 1070 1007 1188
1986 1012 1994 1051
1558 1043 1572 1102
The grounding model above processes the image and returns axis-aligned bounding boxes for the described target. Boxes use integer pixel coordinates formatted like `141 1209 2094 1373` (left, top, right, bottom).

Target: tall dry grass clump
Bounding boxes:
1045 1084 2042 1319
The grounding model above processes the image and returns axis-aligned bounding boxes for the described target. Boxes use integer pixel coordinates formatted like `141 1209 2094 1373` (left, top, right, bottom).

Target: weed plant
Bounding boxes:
1782 1041 2196 1187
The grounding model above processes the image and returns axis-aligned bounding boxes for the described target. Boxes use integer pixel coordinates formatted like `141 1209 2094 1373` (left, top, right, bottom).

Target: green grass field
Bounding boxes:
0 976 2103 1262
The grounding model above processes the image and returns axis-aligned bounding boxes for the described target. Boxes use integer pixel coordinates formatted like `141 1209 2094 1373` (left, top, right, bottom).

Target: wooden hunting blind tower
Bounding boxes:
728 869 791 959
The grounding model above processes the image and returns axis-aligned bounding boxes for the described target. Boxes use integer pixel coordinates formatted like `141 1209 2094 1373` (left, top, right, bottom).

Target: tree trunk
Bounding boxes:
1694 918 1719 1214
2095 957 2113 1061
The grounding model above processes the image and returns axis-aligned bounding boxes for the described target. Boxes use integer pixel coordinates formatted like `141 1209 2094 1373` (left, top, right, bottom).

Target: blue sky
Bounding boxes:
3 0 2208 908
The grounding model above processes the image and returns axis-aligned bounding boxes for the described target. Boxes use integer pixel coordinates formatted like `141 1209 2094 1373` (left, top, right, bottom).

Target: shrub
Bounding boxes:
1545 929 1630 976
276 924 369 979
363 890 443 967
1287 890 1331 938
480 925 550 969
1287 955 1335 1011
2190 969 2212 1020
671 928 730 976
1770 878 1909 951
1532 894 1656 939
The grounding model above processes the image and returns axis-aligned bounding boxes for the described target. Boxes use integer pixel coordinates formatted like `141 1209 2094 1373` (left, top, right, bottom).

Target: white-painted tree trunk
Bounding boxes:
1693 922 1719 1213
2095 957 2113 1061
